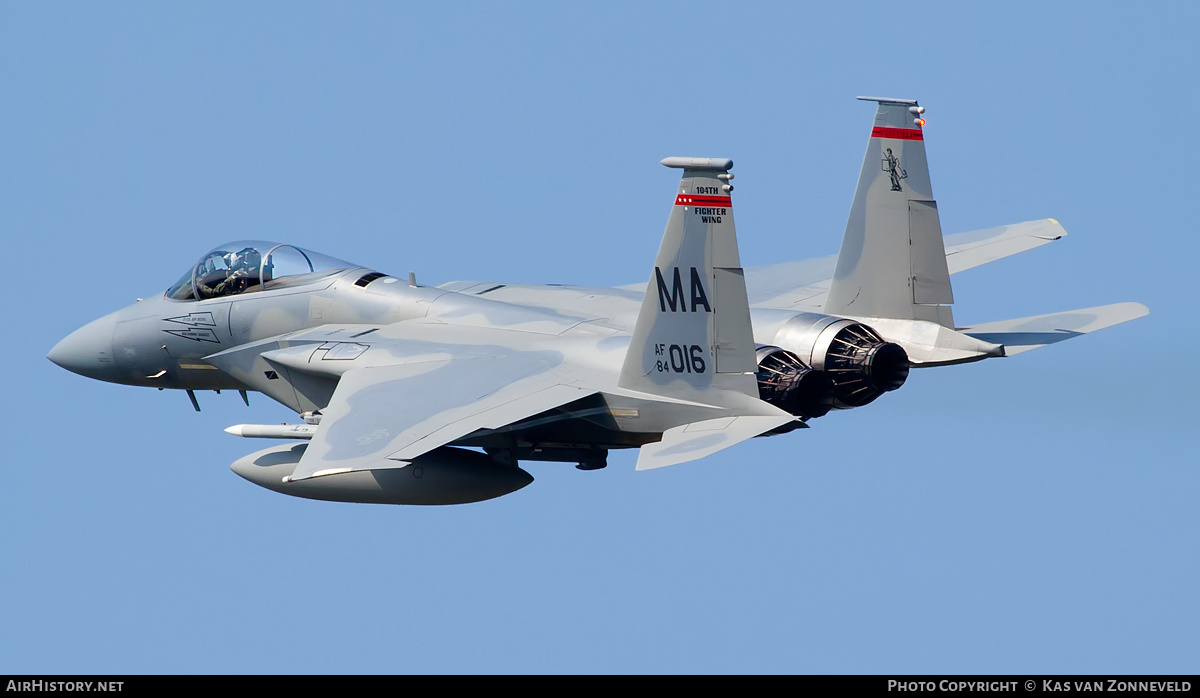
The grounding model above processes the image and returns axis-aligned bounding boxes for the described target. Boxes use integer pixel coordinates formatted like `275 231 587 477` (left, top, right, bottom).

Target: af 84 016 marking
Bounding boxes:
653 343 707 374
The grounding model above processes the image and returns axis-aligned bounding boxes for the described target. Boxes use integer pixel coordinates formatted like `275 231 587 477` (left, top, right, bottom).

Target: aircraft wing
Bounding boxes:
440 221 1068 322
942 218 1067 275
742 218 1068 311
288 347 593 481
743 255 837 310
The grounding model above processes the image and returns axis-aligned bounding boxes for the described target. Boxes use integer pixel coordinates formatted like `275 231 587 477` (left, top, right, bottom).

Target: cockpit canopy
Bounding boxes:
166 241 357 301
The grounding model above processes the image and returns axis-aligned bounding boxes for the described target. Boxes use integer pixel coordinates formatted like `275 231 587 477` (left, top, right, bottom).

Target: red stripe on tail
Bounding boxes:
675 195 733 207
871 127 924 141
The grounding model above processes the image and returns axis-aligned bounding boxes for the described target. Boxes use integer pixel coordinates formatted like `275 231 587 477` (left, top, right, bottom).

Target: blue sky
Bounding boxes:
2 2 1196 673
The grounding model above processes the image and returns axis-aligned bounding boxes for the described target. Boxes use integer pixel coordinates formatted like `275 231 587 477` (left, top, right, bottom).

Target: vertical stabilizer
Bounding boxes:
618 157 759 401
825 97 955 327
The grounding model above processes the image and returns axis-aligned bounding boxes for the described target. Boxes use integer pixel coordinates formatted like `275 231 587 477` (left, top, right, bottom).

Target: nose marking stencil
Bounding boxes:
164 312 220 343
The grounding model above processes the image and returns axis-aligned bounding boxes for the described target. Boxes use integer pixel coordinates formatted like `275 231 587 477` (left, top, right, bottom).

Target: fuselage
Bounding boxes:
48 238 913 465
48 260 642 393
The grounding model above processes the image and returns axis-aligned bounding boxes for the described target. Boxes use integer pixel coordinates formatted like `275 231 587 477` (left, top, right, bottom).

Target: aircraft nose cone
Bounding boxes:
48 312 120 381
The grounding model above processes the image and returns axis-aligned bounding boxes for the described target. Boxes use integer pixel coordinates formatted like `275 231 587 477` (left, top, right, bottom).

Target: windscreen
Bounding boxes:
166 241 357 301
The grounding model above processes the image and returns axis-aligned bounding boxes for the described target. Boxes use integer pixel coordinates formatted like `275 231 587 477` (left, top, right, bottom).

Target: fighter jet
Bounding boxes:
47 97 1148 505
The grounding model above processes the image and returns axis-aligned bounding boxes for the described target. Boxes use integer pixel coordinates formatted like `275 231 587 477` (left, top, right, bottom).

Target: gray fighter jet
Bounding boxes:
48 98 1148 505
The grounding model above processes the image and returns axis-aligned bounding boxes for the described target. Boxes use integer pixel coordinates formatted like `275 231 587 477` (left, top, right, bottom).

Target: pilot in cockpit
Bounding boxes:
197 247 262 298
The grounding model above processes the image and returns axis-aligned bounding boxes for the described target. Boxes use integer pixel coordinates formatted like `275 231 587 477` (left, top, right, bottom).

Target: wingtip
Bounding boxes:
1125 301 1151 318
1032 218 1068 241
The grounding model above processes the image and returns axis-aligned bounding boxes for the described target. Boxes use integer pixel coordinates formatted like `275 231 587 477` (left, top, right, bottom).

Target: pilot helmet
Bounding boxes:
228 247 261 271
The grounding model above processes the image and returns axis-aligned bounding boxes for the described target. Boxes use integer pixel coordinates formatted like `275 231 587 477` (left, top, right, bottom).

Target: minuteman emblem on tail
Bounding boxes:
882 147 907 191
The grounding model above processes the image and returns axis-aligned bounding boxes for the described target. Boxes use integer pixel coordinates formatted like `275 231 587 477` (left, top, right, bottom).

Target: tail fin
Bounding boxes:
825 97 955 327
618 157 759 401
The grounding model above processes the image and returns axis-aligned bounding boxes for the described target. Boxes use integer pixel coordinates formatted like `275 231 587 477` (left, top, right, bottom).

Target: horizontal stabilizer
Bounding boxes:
636 415 796 471
962 302 1149 355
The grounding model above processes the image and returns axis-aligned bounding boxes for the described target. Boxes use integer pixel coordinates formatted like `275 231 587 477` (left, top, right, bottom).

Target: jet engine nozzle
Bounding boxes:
823 328 909 406
770 313 911 409
754 346 835 419
865 341 910 393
